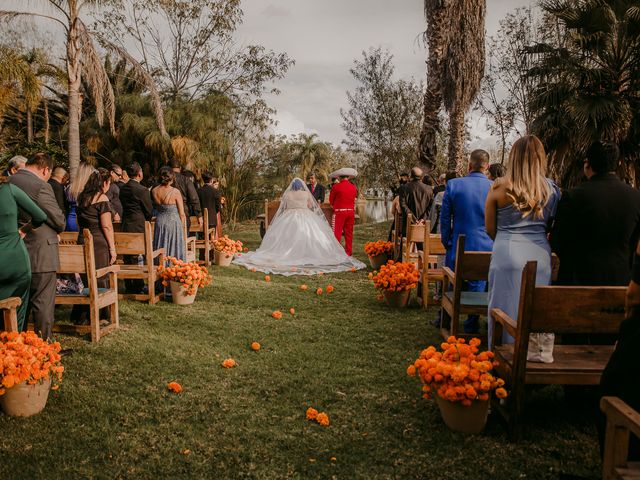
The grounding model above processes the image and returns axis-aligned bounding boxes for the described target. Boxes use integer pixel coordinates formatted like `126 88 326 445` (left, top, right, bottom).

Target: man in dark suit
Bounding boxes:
197 172 222 229
400 167 433 233
551 141 640 286
48 166 67 213
306 173 325 204
171 160 202 230
10 152 66 340
120 162 153 294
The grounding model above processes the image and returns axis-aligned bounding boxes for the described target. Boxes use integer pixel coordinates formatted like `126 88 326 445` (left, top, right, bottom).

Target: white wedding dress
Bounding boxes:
233 179 366 276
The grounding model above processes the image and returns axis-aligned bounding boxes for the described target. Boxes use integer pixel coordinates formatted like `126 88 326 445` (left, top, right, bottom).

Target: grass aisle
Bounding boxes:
1 222 600 479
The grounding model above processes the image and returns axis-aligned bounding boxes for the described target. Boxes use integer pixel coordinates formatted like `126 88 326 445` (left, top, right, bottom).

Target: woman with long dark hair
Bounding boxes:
151 166 186 261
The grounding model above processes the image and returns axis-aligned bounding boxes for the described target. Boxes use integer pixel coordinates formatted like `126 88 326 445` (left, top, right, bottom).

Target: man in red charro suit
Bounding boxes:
329 175 357 256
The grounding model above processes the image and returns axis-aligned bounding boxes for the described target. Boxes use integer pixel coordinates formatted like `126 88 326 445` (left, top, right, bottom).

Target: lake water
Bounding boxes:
361 199 393 224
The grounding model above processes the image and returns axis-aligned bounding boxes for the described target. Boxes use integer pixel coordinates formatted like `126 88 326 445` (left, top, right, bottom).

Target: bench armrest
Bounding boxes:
0 297 21 310
442 266 455 284
601 396 640 439
152 248 165 259
96 265 121 277
490 308 518 338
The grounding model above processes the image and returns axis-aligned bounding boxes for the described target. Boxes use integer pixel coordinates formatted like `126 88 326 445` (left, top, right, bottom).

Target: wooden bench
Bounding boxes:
491 261 626 439
441 235 491 340
0 297 20 333
55 229 120 343
601 396 640 480
59 231 79 245
188 208 217 266
114 221 164 304
402 215 447 309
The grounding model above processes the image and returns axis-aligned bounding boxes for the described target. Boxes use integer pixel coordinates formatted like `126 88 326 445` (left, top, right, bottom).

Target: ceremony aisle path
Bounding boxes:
0 222 602 479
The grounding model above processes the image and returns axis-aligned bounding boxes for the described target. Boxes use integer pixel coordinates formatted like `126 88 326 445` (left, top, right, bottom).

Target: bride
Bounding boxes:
234 178 365 275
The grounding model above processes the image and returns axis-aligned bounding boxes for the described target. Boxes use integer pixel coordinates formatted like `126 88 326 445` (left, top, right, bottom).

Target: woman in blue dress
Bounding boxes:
65 162 95 231
151 166 186 261
485 135 561 348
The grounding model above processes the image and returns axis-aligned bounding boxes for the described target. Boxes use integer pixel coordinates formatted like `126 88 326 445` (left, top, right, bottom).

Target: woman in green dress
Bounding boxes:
0 177 47 330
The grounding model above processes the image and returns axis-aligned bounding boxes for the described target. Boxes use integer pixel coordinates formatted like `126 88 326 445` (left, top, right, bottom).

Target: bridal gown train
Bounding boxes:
234 182 365 276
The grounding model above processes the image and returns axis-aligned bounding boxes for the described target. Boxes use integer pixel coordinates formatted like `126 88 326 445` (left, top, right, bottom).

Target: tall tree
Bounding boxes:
1 1 167 177
289 133 333 181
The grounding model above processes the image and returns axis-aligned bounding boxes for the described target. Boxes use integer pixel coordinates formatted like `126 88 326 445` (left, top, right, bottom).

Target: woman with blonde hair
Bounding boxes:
485 135 561 349
65 162 95 231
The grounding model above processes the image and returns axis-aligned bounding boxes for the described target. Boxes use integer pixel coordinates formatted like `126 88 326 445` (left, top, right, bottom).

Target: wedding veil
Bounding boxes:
271 177 326 224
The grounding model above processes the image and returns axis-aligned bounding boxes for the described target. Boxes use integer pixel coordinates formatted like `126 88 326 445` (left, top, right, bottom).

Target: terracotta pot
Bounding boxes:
435 395 489 434
214 250 234 267
383 289 410 308
170 281 198 305
368 253 389 270
0 377 51 417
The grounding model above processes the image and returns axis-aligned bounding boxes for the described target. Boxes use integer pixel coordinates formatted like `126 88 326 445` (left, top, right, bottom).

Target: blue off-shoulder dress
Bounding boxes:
487 180 561 348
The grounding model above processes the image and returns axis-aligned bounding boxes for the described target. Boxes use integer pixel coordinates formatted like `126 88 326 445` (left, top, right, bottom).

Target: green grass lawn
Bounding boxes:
0 222 601 479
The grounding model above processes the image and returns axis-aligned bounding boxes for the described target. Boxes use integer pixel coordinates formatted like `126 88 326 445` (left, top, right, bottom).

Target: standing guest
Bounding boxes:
430 171 458 234
441 149 493 334
9 153 66 339
2 155 26 177
120 161 153 294
485 136 561 347
330 174 357 256
197 172 222 235
551 141 640 286
72 168 117 324
306 173 326 204
487 163 506 181
170 161 202 230
0 177 47 331
110 164 126 190
107 164 123 222
65 162 95 232
152 167 186 261
433 173 447 196
48 166 68 213
400 167 434 232
388 173 411 242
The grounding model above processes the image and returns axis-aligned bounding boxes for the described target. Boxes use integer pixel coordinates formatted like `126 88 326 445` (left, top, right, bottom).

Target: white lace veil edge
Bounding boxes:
272 177 324 222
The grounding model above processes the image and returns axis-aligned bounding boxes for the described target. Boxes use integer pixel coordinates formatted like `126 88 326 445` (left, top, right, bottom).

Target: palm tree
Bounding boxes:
289 133 333 181
419 0 486 170
1 1 167 178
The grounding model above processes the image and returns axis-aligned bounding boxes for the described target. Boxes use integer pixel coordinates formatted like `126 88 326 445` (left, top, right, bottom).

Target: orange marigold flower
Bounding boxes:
316 288 323 295
251 342 261 351
495 387 508 399
167 381 183 393
407 365 417 376
289 308 295 315
271 310 283 319
306 407 318 420
265 275 271 282
326 285 334 294
299 284 308 291
222 358 237 368
316 412 330 426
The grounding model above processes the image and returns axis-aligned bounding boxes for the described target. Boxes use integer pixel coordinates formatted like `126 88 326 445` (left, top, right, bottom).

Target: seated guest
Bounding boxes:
65 162 95 232
120 162 153 294
3 155 26 177
0 175 48 331
551 141 640 286
487 163 506 181
197 172 222 234
441 150 493 333
306 173 325 204
48 166 68 213
400 167 433 232
72 168 117 323
485 136 560 347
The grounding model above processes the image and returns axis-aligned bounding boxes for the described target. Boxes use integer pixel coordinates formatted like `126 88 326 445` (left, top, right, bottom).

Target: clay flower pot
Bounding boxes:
170 281 198 305
368 253 388 270
214 250 234 267
0 377 52 417
383 289 410 308
435 395 489 434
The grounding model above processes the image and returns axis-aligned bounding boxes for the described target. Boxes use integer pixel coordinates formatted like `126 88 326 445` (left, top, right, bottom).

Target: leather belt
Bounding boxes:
334 208 354 212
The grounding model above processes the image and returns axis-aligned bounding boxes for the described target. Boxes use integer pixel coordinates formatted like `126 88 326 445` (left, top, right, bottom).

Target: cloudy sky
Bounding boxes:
237 0 534 145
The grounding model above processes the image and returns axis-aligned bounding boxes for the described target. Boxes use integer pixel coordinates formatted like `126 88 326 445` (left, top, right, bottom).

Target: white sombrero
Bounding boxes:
329 167 358 179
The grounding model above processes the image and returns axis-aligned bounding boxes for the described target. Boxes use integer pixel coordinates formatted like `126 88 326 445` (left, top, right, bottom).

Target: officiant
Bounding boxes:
306 173 325 204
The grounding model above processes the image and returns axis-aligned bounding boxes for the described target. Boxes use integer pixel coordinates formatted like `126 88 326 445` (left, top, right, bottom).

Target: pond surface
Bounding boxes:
360 199 393 224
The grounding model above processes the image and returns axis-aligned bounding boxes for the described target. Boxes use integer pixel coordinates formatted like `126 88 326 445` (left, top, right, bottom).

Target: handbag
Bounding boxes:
527 333 555 363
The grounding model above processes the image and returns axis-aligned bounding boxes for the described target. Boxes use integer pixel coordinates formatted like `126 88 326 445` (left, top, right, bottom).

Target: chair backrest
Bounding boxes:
429 234 447 255
454 235 491 281
265 200 280 229
57 230 95 285
518 261 626 335
404 214 429 261
59 232 78 245
113 221 153 256
320 203 334 225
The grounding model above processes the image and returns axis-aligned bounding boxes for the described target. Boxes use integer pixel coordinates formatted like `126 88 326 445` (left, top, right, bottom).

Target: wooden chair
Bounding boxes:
59 231 79 245
0 297 20 333
601 396 640 480
392 209 403 261
491 261 626 439
114 221 164 304
55 229 120 343
188 208 216 266
184 224 197 263
441 235 492 340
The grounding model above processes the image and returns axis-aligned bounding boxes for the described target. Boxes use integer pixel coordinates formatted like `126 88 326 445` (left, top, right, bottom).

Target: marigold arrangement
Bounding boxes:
364 240 394 257
158 257 212 295
167 381 182 393
408 336 507 406
0 331 64 395
370 261 420 292
213 235 243 254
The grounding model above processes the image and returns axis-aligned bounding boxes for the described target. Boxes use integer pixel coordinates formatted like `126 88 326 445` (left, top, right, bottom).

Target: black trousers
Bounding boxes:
28 272 57 340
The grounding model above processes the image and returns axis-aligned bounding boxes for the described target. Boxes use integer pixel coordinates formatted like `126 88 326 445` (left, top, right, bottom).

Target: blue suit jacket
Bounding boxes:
440 172 494 269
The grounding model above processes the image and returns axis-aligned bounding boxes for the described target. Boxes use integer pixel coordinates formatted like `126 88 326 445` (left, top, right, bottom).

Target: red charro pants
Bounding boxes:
333 211 355 256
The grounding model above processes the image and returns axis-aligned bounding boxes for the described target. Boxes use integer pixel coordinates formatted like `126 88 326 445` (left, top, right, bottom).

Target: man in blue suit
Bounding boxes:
440 149 494 333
